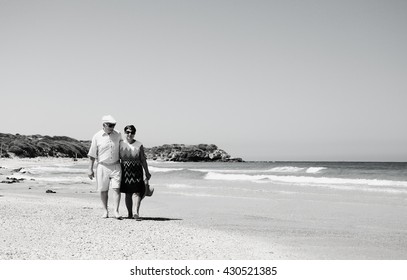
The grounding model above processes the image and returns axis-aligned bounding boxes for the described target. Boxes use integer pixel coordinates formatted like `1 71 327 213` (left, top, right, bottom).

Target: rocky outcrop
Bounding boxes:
0 133 243 162
1 177 26 184
144 144 243 162
0 133 90 158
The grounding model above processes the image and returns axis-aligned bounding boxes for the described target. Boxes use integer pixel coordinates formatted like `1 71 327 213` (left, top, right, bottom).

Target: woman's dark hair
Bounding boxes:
124 125 136 134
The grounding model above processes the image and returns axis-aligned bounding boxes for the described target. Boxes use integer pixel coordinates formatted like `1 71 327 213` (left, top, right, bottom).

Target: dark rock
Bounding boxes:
46 190 56 193
145 144 244 162
1 177 25 184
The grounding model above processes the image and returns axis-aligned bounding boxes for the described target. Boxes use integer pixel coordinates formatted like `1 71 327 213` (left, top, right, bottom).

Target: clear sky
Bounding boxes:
1 0 406 161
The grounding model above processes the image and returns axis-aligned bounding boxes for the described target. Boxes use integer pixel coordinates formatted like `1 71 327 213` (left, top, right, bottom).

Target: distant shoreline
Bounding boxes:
0 133 243 162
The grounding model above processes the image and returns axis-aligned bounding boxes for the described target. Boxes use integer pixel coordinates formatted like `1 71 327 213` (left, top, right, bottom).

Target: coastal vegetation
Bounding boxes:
0 133 89 158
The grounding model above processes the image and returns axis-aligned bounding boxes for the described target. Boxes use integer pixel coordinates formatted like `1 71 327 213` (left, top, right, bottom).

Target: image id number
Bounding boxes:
223 266 277 276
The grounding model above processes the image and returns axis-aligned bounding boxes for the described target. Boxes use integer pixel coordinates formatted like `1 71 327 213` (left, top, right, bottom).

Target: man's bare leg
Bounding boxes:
112 188 121 218
100 191 108 218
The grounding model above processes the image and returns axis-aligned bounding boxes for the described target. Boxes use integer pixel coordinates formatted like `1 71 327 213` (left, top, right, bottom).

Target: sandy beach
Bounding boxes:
0 158 285 260
1 158 407 260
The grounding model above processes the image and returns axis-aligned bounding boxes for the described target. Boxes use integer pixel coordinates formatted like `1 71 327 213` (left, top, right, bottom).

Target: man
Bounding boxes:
88 115 122 219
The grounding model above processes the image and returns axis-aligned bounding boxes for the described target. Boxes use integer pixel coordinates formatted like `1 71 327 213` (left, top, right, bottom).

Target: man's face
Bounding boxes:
103 123 116 134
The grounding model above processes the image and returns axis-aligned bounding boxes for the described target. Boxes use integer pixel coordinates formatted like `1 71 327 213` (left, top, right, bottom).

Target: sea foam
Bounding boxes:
267 166 304 173
204 172 407 189
21 166 86 174
191 166 327 174
149 166 184 173
18 174 90 184
306 167 327 173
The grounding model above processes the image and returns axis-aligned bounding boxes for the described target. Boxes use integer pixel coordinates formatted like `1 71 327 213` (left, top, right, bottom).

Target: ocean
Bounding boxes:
152 161 407 194
17 160 407 196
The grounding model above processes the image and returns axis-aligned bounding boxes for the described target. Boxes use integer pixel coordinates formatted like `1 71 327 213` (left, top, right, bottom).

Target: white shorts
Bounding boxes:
96 162 121 192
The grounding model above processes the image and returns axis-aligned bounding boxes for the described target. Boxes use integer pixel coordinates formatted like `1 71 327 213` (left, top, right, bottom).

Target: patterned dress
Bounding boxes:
119 140 146 195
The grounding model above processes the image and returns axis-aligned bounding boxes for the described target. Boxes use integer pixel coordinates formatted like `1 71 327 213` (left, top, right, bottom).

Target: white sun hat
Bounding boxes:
101 115 117 124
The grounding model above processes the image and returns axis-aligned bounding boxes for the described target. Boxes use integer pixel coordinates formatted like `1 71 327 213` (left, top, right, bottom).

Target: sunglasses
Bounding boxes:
105 123 116 128
125 131 135 135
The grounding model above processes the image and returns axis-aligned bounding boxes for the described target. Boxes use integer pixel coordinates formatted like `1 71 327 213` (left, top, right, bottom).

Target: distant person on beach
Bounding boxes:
87 115 122 219
119 125 152 219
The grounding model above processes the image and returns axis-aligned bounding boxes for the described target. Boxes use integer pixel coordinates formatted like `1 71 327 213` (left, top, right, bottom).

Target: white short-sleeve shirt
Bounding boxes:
87 129 122 164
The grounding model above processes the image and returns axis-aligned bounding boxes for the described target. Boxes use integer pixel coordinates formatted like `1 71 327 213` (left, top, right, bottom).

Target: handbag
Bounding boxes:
144 179 154 197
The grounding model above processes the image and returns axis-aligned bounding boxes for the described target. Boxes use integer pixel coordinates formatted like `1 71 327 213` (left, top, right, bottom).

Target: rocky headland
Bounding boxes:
145 144 243 162
0 133 90 158
0 133 243 162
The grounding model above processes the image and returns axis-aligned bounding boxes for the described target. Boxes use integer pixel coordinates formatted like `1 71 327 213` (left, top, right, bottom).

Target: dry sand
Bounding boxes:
0 158 285 260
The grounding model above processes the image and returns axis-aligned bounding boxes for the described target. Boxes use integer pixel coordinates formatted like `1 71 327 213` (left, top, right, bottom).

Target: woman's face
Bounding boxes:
125 129 135 142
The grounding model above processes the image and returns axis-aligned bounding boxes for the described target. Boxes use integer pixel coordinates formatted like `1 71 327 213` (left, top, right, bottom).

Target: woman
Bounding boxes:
119 125 151 219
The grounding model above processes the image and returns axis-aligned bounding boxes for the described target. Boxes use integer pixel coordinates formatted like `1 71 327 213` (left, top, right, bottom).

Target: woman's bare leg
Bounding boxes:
133 193 142 218
125 193 133 218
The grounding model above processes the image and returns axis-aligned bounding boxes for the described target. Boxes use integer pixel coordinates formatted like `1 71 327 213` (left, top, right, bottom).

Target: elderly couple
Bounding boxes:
87 115 152 220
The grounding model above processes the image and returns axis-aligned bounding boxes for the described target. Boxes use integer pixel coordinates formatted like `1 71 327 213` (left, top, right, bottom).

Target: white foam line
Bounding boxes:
205 172 407 189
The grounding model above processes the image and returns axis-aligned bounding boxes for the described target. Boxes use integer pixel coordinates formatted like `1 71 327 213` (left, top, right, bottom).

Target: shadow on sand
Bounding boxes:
138 217 182 222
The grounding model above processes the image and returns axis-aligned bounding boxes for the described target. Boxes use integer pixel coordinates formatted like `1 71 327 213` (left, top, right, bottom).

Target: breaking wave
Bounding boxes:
149 166 184 173
204 172 407 192
20 166 86 175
